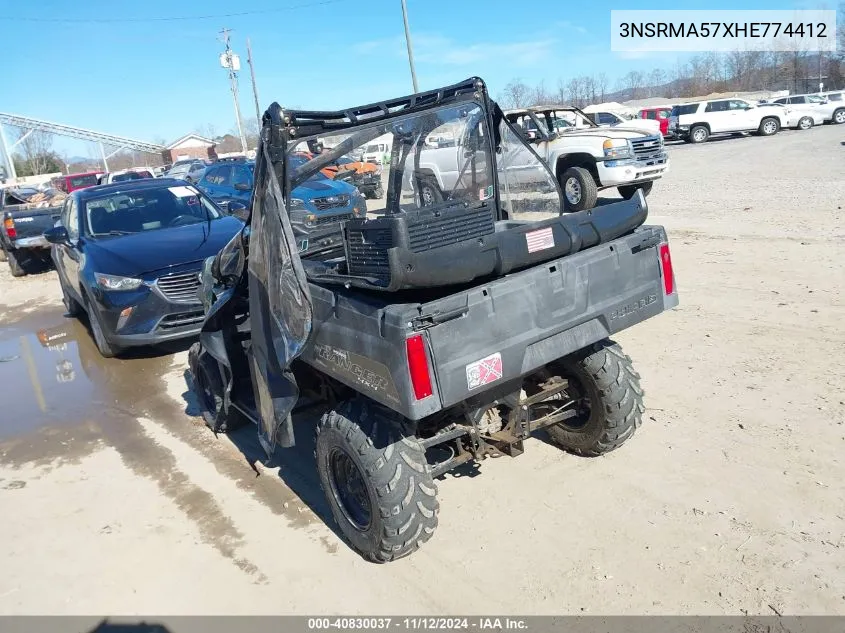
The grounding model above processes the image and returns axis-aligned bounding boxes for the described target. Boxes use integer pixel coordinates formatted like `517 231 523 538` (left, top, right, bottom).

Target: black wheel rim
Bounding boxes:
328 448 372 531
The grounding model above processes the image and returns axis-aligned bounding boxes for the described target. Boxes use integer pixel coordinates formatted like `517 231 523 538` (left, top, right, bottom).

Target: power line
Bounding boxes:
0 0 346 23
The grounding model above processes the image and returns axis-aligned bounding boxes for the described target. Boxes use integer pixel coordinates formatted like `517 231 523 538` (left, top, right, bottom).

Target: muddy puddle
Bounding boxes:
0 308 174 442
0 306 335 571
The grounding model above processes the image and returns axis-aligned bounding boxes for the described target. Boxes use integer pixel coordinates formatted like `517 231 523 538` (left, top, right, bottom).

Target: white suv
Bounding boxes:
668 98 785 143
770 93 845 125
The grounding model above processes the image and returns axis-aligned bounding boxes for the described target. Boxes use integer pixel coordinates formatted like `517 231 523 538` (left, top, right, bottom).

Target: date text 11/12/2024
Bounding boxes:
307 617 529 630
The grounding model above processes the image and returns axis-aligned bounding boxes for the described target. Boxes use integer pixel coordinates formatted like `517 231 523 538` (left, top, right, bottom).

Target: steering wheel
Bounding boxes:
169 214 197 227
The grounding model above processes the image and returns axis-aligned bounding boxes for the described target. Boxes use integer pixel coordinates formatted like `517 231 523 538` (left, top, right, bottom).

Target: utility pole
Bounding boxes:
0 124 16 182
400 0 419 93
219 27 248 153
246 38 262 125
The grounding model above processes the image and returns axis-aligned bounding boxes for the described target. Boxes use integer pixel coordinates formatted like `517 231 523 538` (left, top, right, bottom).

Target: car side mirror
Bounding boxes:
227 201 250 221
44 226 70 245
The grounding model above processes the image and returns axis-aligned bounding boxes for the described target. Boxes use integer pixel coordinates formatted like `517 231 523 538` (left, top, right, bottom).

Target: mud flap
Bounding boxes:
247 130 313 455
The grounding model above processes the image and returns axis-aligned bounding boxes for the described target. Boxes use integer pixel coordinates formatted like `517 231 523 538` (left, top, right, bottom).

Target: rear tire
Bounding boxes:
833 109 845 125
0 247 7 262
758 117 780 136
797 116 814 130
689 125 709 144
545 339 645 457
315 399 439 563
6 249 26 277
618 181 653 200
559 166 598 212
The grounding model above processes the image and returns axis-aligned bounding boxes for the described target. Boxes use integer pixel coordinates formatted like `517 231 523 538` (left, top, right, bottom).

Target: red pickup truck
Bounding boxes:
638 107 673 137
51 171 104 193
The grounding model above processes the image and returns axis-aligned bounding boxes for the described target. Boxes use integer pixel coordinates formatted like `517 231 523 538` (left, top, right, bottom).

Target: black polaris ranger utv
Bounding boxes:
188 77 679 563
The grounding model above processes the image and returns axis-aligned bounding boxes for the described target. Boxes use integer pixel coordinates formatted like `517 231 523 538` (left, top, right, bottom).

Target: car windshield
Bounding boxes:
112 172 147 182
70 174 98 188
168 165 189 175
84 184 221 236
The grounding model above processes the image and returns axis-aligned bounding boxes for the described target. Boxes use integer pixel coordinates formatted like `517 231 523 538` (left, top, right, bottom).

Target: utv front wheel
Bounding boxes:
315 399 439 563
545 339 645 456
188 342 245 433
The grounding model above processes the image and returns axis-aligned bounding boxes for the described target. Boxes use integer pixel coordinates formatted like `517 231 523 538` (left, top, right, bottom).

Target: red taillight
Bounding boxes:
659 243 674 295
3 218 16 240
406 334 433 400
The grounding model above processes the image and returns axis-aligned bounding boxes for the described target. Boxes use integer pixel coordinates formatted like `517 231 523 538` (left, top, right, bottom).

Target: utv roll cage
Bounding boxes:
261 77 517 223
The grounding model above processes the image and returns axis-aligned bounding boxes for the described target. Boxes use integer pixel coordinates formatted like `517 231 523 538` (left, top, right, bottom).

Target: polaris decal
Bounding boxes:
610 294 658 321
313 344 400 404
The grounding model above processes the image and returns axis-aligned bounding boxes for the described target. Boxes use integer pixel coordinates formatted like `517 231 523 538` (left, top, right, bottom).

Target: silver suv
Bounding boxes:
771 93 845 125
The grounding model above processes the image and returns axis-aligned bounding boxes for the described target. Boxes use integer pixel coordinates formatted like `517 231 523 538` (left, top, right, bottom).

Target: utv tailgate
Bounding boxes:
423 225 677 409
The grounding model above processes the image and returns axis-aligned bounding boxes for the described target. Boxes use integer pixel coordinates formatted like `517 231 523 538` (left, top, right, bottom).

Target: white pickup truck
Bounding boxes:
501 106 669 211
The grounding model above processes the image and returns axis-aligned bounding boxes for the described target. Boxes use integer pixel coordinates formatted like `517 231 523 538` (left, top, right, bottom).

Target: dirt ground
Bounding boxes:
0 125 843 616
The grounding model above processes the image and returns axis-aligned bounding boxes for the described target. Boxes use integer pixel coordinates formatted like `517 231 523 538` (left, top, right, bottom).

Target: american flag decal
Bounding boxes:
525 227 555 253
466 352 503 391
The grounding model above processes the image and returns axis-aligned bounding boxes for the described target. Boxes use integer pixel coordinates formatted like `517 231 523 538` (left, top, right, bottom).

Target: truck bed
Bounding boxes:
300 224 677 421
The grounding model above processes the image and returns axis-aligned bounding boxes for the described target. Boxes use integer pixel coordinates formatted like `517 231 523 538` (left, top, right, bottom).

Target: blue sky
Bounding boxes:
1 0 815 157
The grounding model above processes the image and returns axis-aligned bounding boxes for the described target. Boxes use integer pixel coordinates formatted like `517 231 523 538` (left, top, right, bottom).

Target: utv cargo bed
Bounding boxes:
302 223 676 420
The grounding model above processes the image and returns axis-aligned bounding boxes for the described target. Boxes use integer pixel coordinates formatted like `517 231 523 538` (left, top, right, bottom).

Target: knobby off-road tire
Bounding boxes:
188 342 245 433
560 166 598 212
545 339 645 457
0 247 7 262
618 181 653 200
315 399 439 563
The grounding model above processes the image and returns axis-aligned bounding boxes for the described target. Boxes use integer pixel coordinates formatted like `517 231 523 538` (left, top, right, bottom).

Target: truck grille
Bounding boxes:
157 310 205 331
407 207 495 253
156 271 201 303
345 227 391 282
315 213 352 226
630 136 667 166
313 194 350 211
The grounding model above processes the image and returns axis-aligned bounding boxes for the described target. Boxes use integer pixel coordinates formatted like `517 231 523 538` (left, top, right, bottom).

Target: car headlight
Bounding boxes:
95 272 144 291
602 139 633 160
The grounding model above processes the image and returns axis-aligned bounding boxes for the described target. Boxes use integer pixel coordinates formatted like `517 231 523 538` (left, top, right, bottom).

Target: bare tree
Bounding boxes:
595 73 608 101
14 129 55 176
648 68 666 96
499 79 531 108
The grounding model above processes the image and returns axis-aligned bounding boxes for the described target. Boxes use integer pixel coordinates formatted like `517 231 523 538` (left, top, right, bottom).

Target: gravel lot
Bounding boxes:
0 125 843 615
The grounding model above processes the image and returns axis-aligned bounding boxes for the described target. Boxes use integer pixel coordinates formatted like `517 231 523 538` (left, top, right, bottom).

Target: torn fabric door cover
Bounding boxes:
248 131 313 456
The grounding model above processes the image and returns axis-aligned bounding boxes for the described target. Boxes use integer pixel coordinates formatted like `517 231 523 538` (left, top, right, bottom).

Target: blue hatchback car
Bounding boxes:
197 157 367 232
